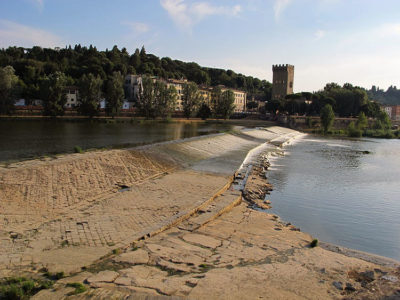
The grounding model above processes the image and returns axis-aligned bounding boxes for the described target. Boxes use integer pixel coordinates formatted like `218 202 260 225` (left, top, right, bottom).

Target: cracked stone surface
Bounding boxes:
37 202 400 299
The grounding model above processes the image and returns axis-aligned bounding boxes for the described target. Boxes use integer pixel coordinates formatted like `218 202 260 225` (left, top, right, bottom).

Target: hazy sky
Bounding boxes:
1 0 399 92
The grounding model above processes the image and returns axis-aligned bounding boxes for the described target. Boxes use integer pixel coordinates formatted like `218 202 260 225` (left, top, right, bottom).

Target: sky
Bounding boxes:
1 0 400 92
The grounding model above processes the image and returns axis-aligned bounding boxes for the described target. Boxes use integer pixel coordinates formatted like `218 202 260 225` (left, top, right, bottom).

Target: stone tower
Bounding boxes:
272 64 294 100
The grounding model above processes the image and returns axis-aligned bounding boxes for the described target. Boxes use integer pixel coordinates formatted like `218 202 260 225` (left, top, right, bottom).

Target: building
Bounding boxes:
219 86 247 113
383 105 400 120
14 99 26 106
64 86 79 108
122 74 247 113
383 106 392 119
166 79 187 111
272 64 294 100
199 86 213 107
124 75 143 102
392 105 400 121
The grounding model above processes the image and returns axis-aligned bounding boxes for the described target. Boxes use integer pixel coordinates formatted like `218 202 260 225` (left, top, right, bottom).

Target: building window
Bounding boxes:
290 82 293 88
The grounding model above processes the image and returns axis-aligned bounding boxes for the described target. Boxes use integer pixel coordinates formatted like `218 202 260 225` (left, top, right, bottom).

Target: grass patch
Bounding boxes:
73 145 83 153
43 271 64 280
0 277 53 300
66 282 87 295
310 239 319 248
112 248 121 255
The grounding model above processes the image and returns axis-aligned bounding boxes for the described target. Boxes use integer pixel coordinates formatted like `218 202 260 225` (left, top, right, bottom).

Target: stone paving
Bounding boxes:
0 127 302 278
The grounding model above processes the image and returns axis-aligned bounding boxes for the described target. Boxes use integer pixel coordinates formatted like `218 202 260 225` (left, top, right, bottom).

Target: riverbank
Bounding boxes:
1 127 399 299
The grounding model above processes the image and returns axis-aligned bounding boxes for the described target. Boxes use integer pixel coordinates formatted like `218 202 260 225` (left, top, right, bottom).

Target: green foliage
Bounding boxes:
137 76 156 118
347 121 362 137
137 76 176 119
214 88 235 119
310 239 319 248
105 72 124 117
266 98 283 115
356 112 368 130
320 104 335 134
66 282 86 295
40 72 67 116
0 66 19 114
74 145 83 153
43 272 64 280
154 81 177 119
78 73 103 117
246 101 258 110
375 111 392 129
0 45 268 110
0 277 53 300
197 103 212 120
182 82 202 118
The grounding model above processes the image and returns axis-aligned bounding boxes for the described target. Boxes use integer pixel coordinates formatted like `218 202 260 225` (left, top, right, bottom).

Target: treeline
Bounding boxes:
0 45 271 102
0 64 236 119
267 82 381 118
367 85 400 105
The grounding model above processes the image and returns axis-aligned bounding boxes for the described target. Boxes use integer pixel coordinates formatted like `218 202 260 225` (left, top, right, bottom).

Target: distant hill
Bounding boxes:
367 85 400 105
0 45 271 100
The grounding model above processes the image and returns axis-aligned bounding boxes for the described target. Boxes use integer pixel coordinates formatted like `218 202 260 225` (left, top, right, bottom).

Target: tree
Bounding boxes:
0 66 19 114
197 103 211 120
246 101 258 110
216 90 235 119
375 111 391 130
40 72 67 116
347 121 362 138
154 80 176 119
266 98 283 115
78 73 103 117
105 72 124 117
356 112 368 130
137 76 156 119
320 104 335 134
211 86 222 115
182 82 202 118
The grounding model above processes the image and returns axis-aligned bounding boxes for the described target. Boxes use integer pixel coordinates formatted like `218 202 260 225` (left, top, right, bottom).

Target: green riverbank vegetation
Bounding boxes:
0 45 268 119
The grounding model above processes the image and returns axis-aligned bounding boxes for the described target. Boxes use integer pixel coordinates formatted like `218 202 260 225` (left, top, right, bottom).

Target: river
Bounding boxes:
0 119 235 162
267 135 400 261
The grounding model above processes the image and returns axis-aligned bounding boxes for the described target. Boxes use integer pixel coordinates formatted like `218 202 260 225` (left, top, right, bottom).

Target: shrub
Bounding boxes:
66 282 87 295
0 277 53 300
347 122 362 137
310 239 319 248
73 145 83 153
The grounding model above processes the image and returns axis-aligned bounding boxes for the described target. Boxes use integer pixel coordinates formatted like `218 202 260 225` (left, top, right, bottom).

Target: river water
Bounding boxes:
0 119 234 162
267 135 400 261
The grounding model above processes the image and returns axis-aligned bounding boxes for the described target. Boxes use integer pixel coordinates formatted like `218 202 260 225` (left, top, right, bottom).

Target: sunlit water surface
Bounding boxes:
268 135 400 261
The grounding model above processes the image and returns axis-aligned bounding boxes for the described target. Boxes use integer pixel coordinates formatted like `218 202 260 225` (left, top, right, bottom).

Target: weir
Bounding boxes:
0 126 302 277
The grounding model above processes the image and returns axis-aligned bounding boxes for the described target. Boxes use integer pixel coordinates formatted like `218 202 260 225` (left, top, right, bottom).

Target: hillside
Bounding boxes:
0 45 271 101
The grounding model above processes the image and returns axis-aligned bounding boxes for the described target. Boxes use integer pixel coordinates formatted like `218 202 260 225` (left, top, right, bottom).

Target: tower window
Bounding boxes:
290 82 293 88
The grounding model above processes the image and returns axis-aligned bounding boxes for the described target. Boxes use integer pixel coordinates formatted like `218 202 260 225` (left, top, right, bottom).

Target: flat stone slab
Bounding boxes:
86 270 119 284
114 276 133 286
114 249 149 265
182 233 222 249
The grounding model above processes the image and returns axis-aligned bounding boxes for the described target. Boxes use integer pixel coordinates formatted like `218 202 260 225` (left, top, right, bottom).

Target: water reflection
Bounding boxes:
0 119 234 162
268 135 400 261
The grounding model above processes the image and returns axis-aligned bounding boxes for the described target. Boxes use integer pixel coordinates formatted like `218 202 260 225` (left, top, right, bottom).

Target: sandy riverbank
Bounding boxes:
1 126 399 299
